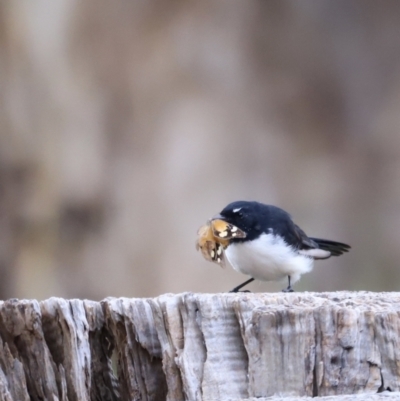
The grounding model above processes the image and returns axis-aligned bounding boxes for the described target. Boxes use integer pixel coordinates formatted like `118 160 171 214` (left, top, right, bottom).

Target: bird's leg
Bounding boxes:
282 275 294 293
230 278 255 293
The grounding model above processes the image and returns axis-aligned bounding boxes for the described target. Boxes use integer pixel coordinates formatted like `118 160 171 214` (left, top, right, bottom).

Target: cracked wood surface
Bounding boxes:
0 292 399 400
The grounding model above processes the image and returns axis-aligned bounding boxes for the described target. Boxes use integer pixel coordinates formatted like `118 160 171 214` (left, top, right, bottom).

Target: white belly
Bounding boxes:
224 233 313 284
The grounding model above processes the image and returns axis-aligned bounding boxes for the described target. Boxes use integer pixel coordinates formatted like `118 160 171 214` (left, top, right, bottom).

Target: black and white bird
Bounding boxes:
197 201 350 292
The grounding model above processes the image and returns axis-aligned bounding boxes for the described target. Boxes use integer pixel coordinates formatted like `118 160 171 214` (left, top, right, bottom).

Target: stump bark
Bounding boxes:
0 292 399 400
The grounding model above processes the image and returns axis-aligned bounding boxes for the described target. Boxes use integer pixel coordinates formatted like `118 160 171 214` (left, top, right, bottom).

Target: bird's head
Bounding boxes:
212 201 263 241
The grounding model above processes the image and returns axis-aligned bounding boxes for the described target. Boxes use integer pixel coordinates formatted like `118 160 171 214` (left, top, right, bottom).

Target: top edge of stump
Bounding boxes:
1 291 399 310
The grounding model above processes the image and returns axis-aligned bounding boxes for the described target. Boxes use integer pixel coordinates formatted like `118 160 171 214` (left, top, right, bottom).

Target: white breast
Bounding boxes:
224 233 313 284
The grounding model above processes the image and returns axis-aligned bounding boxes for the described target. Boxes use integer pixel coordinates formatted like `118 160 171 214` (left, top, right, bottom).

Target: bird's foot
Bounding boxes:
229 289 252 293
229 277 255 293
282 286 294 293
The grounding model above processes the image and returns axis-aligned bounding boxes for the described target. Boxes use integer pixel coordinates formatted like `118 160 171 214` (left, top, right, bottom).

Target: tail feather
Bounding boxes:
309 238 351 257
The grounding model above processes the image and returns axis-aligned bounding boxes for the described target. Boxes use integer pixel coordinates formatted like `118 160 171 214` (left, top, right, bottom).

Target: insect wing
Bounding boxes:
211 219 246 240
196 223 227 267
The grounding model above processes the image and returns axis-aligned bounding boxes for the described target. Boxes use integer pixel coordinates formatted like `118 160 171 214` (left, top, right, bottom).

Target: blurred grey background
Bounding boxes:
1 0 400 300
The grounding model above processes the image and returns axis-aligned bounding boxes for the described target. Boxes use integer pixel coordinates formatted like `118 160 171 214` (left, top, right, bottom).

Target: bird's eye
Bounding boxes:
237 211 243 218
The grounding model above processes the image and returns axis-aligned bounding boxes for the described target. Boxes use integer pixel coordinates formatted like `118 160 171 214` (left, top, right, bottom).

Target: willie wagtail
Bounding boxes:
196 201 350 292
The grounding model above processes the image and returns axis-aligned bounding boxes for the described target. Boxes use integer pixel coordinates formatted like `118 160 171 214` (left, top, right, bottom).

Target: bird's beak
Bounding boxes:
211 214 226 222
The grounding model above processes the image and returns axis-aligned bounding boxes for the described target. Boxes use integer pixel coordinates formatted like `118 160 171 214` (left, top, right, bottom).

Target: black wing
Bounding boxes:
248 203 351 258
271 213 319 250
292 224 319 249
273 210 350 257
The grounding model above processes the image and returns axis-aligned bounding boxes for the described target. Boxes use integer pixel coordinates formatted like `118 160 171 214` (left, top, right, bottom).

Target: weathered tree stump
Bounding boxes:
0 292 399 400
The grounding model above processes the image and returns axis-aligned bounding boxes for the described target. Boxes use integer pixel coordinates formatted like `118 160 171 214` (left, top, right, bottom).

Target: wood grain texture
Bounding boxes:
0 292 399 400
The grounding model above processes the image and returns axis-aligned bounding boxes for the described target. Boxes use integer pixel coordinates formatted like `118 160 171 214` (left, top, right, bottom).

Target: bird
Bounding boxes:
196 201 351 292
